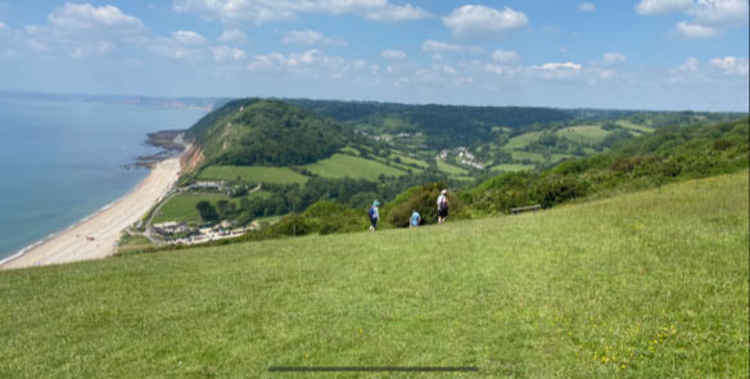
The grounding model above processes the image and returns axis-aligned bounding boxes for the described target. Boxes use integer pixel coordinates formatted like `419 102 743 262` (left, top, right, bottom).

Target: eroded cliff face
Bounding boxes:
180 144 205 174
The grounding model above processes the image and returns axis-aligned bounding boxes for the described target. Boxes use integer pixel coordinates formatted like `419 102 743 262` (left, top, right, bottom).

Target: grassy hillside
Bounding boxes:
187 99 349 167
1 172 747 378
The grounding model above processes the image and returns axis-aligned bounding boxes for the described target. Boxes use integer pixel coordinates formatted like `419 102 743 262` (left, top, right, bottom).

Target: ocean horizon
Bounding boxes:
0 97 206 261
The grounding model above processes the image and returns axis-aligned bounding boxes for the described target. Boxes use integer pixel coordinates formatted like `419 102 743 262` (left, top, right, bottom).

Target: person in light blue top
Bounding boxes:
368 200 380 231
410 210 421 228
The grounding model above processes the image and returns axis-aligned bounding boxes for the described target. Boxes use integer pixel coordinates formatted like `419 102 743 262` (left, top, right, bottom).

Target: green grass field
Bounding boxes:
556 125 611 145
616 120 655 133
509 150 545 163
198 165 308 185
490 163 535 173
389 153 429 168
502 132 542 149
303 153 407 179
436 159 470 176
1 172 747 377
152 193 254 225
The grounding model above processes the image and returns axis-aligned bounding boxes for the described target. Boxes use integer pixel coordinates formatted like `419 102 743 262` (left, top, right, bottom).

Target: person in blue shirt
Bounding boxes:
368 200 380 232
410 210 421 228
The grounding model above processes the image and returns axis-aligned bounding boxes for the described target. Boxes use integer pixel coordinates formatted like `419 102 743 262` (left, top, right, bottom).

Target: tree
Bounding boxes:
196 201 219 222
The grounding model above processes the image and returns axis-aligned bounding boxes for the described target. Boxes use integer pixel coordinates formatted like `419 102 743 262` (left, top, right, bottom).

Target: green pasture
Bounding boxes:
556 125 611 145
389 153 429 168
152 193 250 225
491 163 535 173
509 150 545 163
303 153 407 179
198 165 308 185
502 132 542 149
436 159 470 176
616 120 655 133
1 172 746 377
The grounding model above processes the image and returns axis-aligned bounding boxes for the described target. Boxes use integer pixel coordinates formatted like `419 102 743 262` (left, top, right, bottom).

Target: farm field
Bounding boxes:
1 172 746 377
302 153 407 179
502 131 542 149
197 165 308 185
389 152 429 168
509 150 545 163
436 159 469 176
556 125 611 145
152 193 262 225
616 120 655 133
490 163 535 173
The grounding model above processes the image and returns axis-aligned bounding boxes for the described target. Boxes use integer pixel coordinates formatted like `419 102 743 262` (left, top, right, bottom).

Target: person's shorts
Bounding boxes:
438 208 448 218
370 217 378 227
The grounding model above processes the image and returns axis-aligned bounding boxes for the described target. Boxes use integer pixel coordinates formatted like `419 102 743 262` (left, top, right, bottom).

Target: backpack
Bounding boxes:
438 195 448 211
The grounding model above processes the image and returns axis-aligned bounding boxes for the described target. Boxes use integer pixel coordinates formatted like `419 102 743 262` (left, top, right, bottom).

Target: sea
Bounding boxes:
0 97 206 261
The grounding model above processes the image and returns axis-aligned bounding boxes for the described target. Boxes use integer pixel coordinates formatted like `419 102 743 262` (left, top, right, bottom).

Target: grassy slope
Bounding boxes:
503 131 541 149
436 159 469 175
198 165 309 185
1 172 747 378
303 153 406 179
556 125 610 145
491 163 535 173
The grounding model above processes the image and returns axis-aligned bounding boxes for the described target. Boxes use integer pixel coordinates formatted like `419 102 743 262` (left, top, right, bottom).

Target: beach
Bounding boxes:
0 155 183 270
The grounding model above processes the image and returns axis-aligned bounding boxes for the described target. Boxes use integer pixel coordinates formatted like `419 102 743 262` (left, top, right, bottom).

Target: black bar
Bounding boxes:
269 366 478 372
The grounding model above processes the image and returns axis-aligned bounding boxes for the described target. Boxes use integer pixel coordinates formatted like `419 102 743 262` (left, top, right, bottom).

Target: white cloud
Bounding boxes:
364 3 431 22
578 2 596 12
172 30 207 45
492 49 520 64
382 49 407 60
422 40 463 53
635 0 693 15
602 52 626 65
420 40 482 54
688 0 749 25
637 0 747 38
677 56 700 72
529 61 583 79
0 21 6 30
246 49 350 74
442 5 528 37
47 3 143 31
174 0 430 24
710 56 749 75
211 45 247 62
282 29 346 46
676 21 718 37
217 29 246 43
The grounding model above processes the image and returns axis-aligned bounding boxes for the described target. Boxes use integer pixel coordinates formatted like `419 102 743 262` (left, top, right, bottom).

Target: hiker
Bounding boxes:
437 189 449 224
410 210 421 228
368 200 380 231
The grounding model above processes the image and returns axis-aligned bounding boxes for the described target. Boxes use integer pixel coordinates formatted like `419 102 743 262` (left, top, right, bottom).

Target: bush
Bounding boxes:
386 183 465 227
534 175 589 208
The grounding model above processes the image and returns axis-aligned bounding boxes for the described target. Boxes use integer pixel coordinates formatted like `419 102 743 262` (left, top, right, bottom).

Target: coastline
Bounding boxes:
0 151 185 270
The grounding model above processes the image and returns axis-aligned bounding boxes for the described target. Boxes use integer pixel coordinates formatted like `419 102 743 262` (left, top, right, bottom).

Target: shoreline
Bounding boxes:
0 150 185 270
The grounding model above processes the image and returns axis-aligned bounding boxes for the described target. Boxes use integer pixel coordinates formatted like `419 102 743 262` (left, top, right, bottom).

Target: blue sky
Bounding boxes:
0 1 747 111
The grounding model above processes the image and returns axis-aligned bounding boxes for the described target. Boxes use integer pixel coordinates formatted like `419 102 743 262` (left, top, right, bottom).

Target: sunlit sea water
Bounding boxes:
0 97 205 260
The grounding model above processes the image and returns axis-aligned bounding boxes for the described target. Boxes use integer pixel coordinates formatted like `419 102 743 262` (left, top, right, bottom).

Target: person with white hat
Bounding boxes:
437 189 449 224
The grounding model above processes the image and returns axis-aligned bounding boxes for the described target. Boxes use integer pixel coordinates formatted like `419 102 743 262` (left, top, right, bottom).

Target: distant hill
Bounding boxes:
186 99 350 166
286 98 576 149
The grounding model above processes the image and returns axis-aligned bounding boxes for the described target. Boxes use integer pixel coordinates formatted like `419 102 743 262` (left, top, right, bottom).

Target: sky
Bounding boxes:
0 1 747 111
